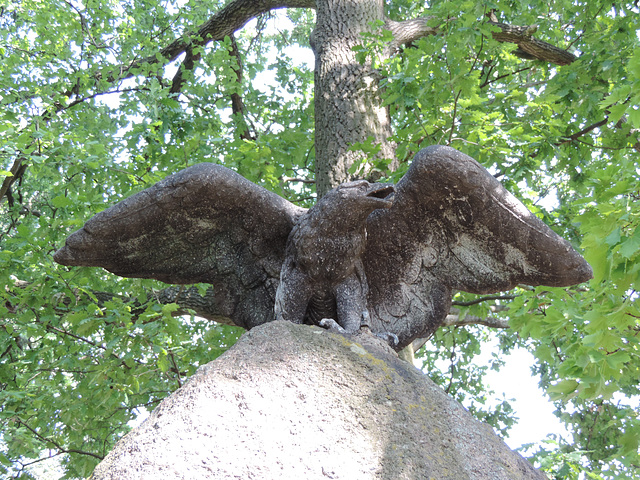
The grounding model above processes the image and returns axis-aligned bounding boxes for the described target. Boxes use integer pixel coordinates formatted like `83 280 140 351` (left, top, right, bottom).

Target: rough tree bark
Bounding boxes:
312 0 394 196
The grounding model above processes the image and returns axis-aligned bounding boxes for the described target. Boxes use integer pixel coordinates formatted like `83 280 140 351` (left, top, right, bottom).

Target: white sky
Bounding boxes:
479 346 569 449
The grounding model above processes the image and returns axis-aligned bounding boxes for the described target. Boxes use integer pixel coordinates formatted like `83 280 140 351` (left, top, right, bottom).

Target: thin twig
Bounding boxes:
282 177 315 184
448 89 462 145
15 419 105 460
452 294 517 307
556 118 608 146
480 66 531 88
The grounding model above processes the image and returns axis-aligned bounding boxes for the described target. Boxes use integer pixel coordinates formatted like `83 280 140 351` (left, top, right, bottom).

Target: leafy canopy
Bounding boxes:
1 0 639 478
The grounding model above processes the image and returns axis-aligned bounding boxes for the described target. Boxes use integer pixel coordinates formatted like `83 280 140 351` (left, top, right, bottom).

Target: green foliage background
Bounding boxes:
0 0 638 478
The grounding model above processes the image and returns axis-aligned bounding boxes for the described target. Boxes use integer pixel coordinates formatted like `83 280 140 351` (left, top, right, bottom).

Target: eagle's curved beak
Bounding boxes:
366 184 395 209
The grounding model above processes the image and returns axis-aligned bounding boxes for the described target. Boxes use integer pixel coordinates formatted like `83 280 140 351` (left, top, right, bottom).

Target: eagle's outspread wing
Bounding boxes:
54 163 306 329
363 145 593 349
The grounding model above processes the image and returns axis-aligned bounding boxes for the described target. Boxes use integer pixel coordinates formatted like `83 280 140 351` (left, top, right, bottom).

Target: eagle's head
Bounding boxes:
334 180 394 211
305 180 394 234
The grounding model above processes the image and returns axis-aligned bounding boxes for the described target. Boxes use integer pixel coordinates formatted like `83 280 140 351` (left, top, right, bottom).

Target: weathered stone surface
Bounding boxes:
54 145 592 350
91 321 546 480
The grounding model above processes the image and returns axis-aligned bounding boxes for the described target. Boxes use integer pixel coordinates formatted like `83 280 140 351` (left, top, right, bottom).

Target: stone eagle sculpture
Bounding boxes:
54 145 592 350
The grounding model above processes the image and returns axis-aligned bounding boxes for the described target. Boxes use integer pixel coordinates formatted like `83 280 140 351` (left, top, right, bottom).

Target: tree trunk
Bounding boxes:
313 0 395 196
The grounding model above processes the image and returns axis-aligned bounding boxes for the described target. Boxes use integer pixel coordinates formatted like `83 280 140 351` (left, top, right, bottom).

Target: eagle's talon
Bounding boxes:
319 318 346 334
375 332 399 347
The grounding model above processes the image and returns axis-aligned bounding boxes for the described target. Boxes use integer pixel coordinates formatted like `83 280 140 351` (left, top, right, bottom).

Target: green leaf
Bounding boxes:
619 430 639 456
157 351 169 373
50 195 73 208
619 228 640 259
547 379 579 399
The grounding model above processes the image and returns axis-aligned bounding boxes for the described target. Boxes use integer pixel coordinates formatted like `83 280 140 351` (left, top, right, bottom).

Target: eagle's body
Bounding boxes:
274 180 394 332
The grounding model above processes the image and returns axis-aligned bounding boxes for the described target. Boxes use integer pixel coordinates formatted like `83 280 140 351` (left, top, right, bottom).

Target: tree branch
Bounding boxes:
169 45 199 94
384 17 441 52
102 0 316 84
448 89 462 145
556 118 608 146
151 286 236 326
282 176 316 184
228 34 257 141
0 155 27 206
488 21 577 66
410 305 512 353
479 66 531 89
441 312 510 329
384 14 575 67
452 294 517 307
